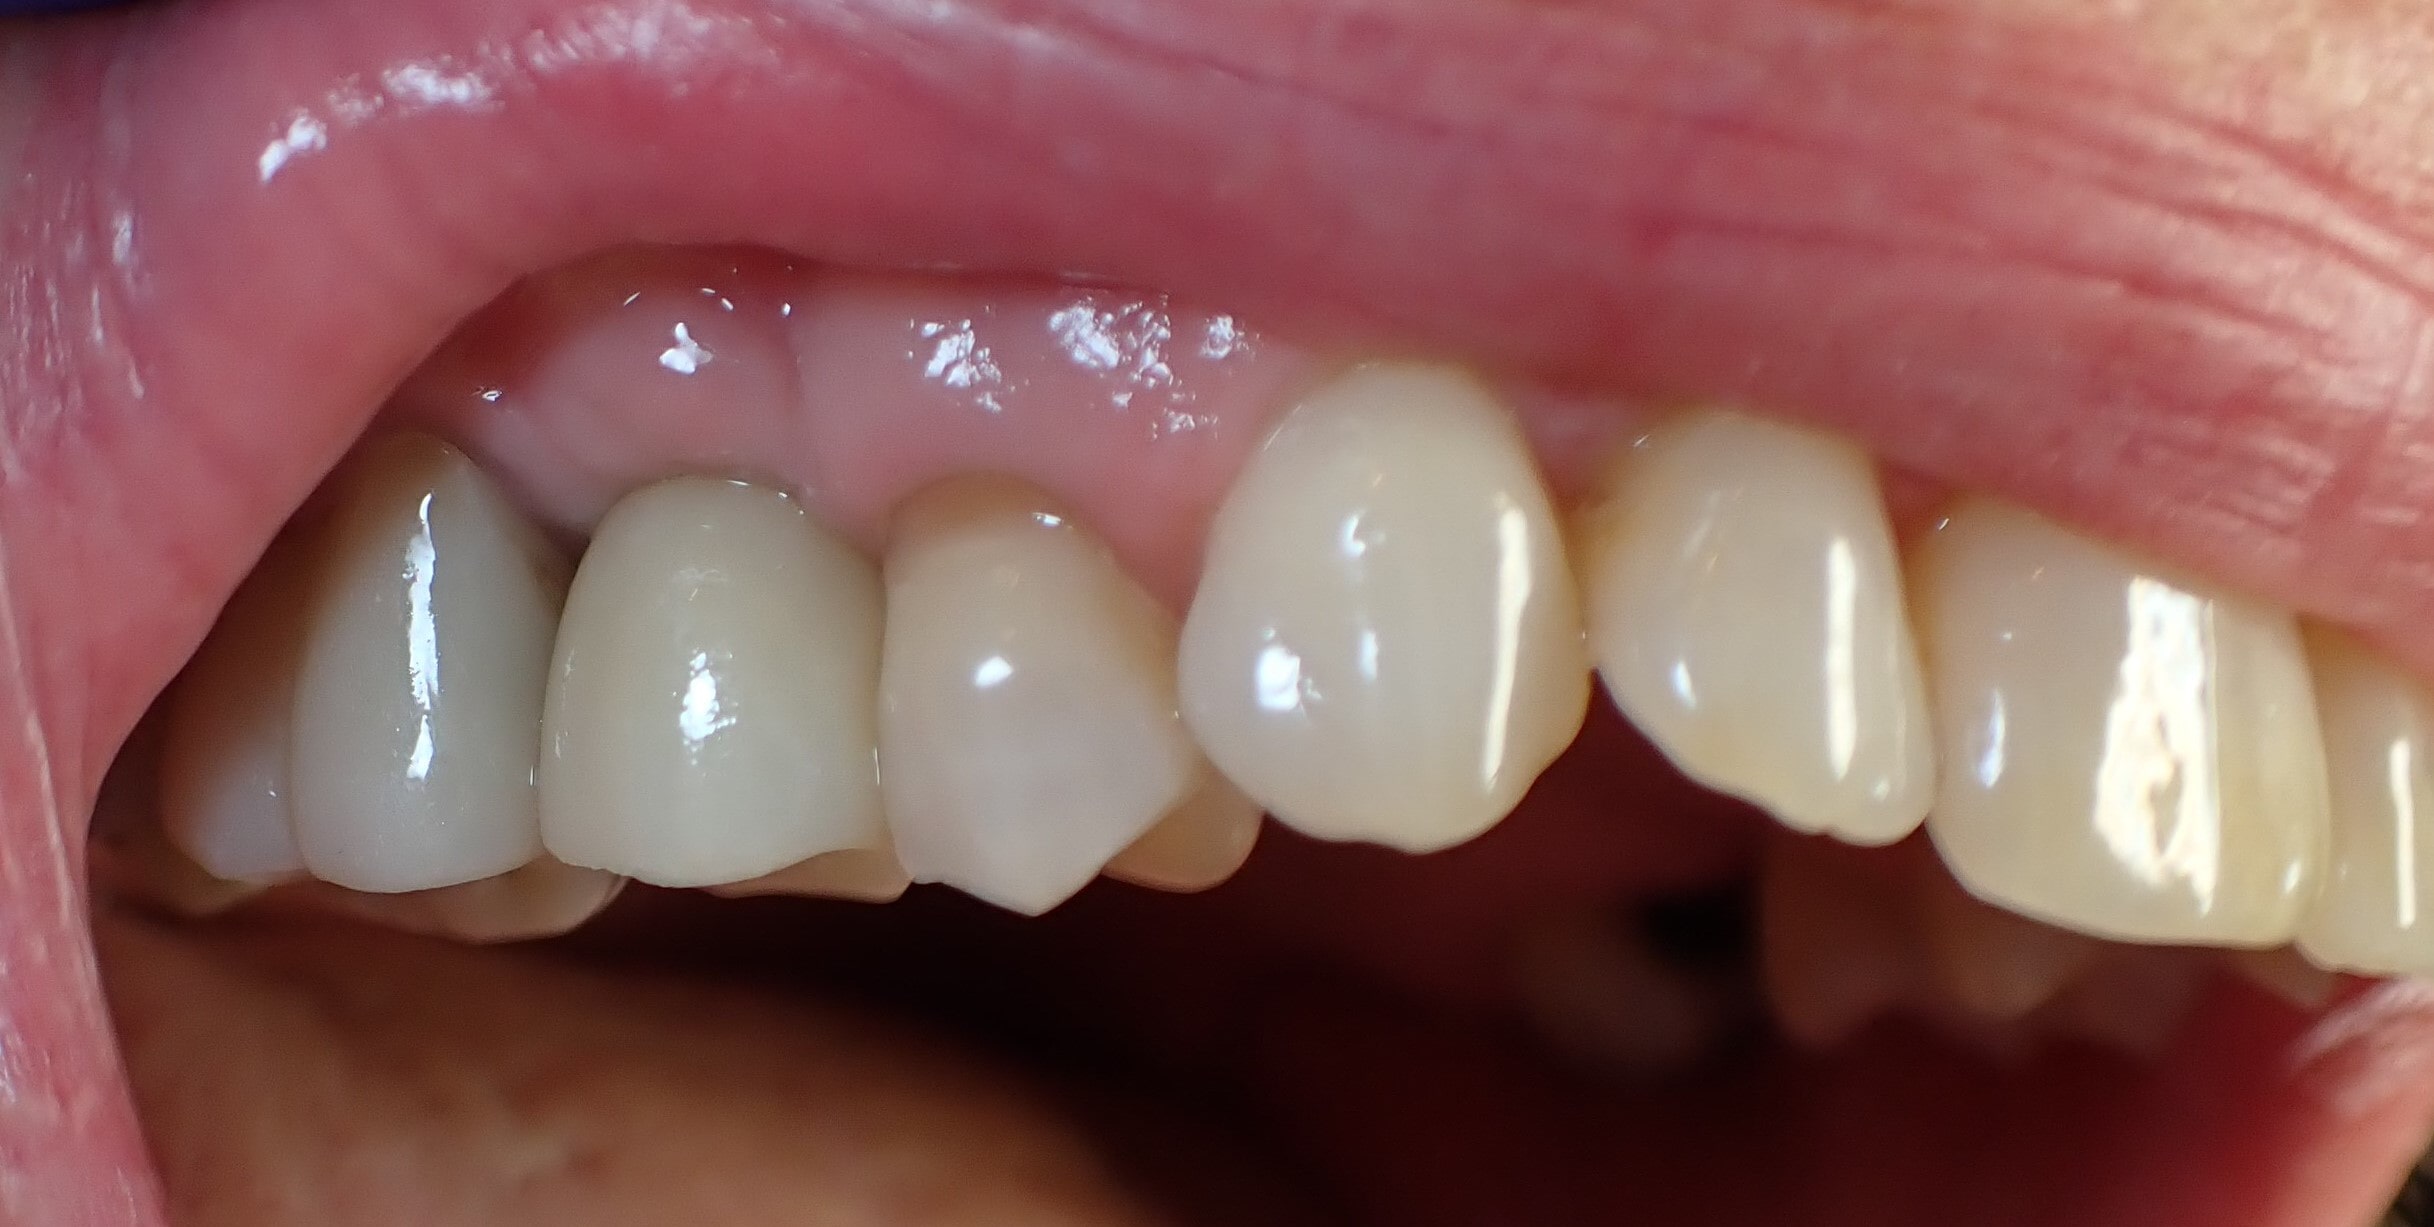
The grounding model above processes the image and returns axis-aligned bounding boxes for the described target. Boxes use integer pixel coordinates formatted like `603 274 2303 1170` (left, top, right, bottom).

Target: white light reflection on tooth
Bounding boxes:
2090 578 2222 911
2394 739 2420 929
1823 536 1859 780
403 494 441 782
1479 502 1531 790
1977 692 2008 789
678 650 732 748
972 656 1014 689
1255 640 1306 714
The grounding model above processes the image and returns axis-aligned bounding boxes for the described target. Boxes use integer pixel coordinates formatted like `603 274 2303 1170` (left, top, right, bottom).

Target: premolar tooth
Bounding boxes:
1914 498 2329 946
539 477 886 887
1577 411 1932 844
879 476 1208 915
1178 364 1589 851
289 435 569 894
710 846 912 903
158 535 313 883
1103 774 1263 893
2295 628 2434 976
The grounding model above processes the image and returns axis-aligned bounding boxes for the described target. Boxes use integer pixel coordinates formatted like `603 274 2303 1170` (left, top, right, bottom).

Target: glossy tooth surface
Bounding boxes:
1178 364 1589 851
710 846 912 903
1915 498 2329 946
1104 775 1263 892
1579 411 1932 844
2295 629 2434 976
540 478 885 887
290 435 569 894
880 477 1207 915
158 536 312 883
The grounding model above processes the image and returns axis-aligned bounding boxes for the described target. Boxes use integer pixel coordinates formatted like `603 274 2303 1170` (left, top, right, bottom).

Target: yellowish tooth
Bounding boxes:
282 858 625 943
157 535 314 884
290 435 569 894
1578 411 1932 845
1102 775 1263 893
878 477 1211 915
1913 498 2329 947
1911 860 2098 1021
2224 946 2337 1010
1757 838 1925 1048
2295 628 2434 977
1511 908 1734 1076
540 477 886 888
1178 364 1590 852
2036 948 2207 1058
711 845 912 904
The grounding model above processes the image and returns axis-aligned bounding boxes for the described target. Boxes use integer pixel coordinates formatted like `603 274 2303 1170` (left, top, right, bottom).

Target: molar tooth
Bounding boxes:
1104 775 1263 893
1177 364 1589 851
289 435 569 894
1577 411 1933 844
1914 498 2329 946
158 535 313 883
2294 628 2434 976
539 477 886 887
879 476 1209 915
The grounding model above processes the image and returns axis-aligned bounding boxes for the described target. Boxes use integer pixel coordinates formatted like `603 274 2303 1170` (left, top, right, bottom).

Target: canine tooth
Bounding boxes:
286 858 624 943
2295 628 2434 977
879 477 1207 915
1913 498 2329 946
1578 411 1932 844
158 536 313 883
289 435 569 894
1104 775 1263 893
1178 364 1589 851
540 478 885 887
710 846 911 903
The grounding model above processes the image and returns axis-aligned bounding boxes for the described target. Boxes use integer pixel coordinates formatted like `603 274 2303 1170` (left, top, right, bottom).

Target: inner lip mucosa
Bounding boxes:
83 244 2434 1227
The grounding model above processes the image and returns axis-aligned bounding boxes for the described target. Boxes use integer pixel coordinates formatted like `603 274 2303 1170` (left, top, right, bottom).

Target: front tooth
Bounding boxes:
289 858 625 944
1914 497 2329 946
158 534 314 883
1577 410 1932 844
289 435 569 894
2295 628 2434 976
1177 364 1590 851
879 476 1208 915
539 477 886 887
1103 774 1263 893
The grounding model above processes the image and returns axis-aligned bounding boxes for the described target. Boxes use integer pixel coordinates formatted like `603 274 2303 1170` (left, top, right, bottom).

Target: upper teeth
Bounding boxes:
151 358 2434 978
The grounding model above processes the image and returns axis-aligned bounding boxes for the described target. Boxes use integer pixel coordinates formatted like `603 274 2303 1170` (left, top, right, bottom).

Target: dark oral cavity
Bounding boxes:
14 0 2434 1223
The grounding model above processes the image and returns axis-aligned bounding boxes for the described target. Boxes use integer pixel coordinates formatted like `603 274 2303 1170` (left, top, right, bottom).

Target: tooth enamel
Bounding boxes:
539 477 886 887
1912 861 2097 1021
158 536 313 883
1103 774 1263 893
1914 498 2330 946
877 476 1209 915
1577 411 1933 844
289 435 569 894
1177 364 1590 851
294 858 625 944
2294 628 2434 976
1757 838 1924 1048
709 845 912 903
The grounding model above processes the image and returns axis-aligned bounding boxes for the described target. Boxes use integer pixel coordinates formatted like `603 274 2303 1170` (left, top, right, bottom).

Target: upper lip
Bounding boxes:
15 0 2434 779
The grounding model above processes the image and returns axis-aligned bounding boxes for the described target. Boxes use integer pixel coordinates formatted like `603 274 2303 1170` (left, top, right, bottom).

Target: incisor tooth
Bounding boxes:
1103 775 1263 893
879 476 1208 915
158 534 313 883
290 435 569 894
1577 411 1932 844
2295 628 2434 976
1914 498 2329 946
1178 364 1589 851
539 477 886 887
